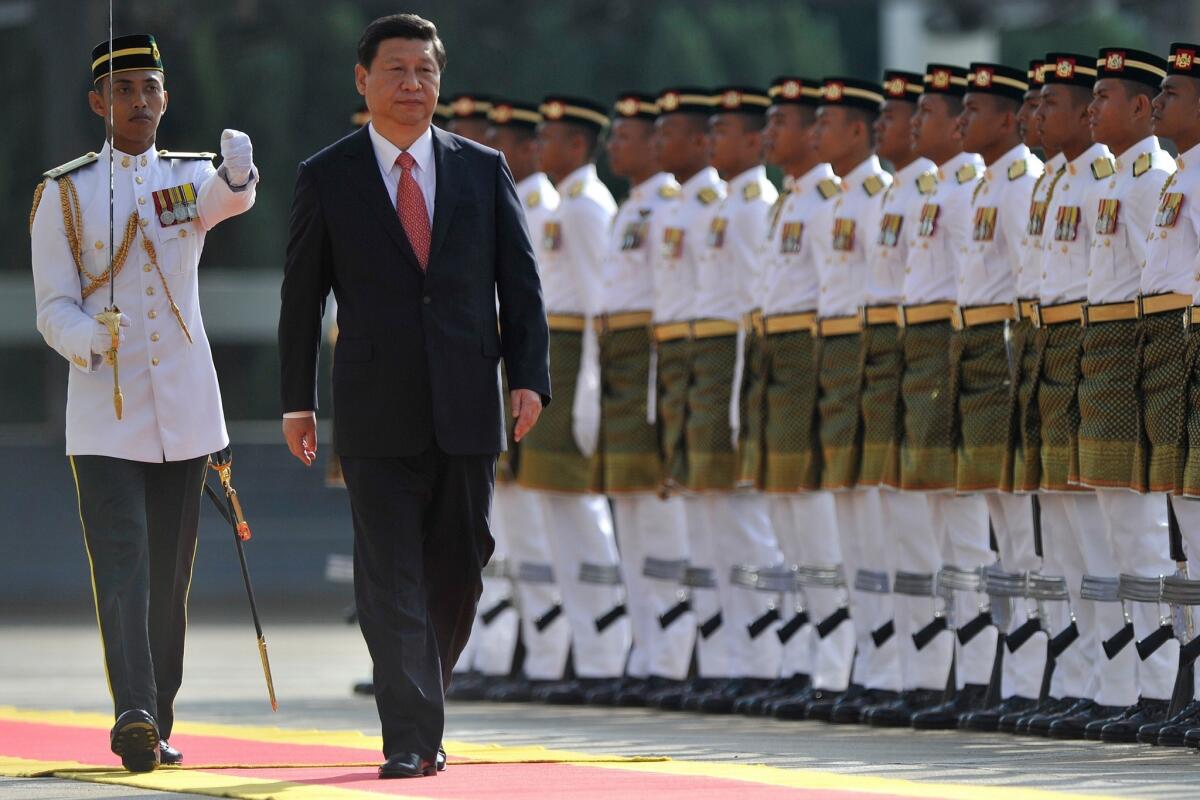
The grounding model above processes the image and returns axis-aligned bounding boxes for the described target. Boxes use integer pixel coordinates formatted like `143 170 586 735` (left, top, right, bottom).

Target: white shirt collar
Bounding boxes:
680 166 721 195
369 122 434 176
789 162 836 194
101 141 159 171
894 157 935 183
1179 142 1200 171
630 171 675 201
843 155 883 186
557 163 597 194
1114 135 1161 168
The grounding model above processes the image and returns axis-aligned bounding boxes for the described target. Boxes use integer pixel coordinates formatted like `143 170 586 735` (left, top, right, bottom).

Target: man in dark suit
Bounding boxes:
277 13 550 779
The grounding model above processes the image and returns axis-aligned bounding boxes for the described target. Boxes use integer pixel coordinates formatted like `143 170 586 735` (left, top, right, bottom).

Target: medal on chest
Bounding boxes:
661 227 684 259
543 220 562 252
1027 200 1049 236
1095 198 1120 235
1054 205 1081 241
707 217 728 249
832 218 856 252
152 182 199 227
917 203 940 237
621 209 651 251
1156 192 1184 228
779 221 803 254
972 206 998 242
877 213 903 247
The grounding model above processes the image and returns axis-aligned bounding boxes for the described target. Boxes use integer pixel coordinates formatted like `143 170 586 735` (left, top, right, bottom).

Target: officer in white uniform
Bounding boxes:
30 34 256 772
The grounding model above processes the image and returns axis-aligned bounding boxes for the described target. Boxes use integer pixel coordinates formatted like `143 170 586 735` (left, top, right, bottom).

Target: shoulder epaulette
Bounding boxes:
862 175 886 197
568 181 584 198
955 163 977 184
697 187 719 205
659 184 681 199
816 178 841 199
743 181 762 201
1091 156 1116 180
525 191 541 209
157 150 217 161
43 152 99 179
916 171 937 195
1008 160 1027 180
1133 153 1152 178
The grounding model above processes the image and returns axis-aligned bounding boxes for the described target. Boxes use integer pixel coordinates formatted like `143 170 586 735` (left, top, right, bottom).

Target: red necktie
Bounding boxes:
395 152 431 270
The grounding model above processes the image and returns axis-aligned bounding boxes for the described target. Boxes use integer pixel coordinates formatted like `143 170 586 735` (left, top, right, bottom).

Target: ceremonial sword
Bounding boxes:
206 447 278 711
94 0 124 419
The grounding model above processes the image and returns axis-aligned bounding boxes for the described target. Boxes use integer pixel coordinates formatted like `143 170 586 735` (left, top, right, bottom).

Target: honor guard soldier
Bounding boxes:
1027 52 1127 739
1136 44 1200 745
519 95 631 702
775 76 892 722
734 76 836 716
1067 47 1179 742
476 99 572 703
685 86 785 714
861 71 947 728
30 34 257 772
443 93 494 143
592 92 692 706
897 64 994 730
953 62 1046 731
642 87 730 711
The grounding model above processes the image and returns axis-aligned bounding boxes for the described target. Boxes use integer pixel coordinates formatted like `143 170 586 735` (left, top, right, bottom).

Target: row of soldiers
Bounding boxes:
436 42 1200 748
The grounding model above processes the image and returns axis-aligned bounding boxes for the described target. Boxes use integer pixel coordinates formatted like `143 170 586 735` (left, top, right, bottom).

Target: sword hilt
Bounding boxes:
95 307 124 420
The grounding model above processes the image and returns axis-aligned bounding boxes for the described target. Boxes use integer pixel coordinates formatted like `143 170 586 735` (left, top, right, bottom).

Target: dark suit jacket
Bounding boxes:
278 125 551 457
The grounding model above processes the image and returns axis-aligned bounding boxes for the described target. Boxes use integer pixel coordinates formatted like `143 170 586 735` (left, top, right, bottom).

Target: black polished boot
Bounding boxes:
1098 697 1170 743
830 688 899 724
697 678 773 713
806 685 861 722
910 683 988 730
1012 696 1078 735
1145 700 1200 746
773 686 842 720
959 695 1038 732
863 689 945 728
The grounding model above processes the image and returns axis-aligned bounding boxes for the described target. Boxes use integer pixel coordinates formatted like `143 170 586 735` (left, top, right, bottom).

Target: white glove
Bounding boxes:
220 129 254 187
91 313 130 360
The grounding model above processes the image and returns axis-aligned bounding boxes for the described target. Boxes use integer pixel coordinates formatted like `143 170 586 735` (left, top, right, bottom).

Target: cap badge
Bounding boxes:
1106 51 1125 71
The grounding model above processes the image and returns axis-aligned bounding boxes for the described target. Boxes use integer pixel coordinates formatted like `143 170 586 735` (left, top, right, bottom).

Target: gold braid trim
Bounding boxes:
29 180 48 235
139 234 193 344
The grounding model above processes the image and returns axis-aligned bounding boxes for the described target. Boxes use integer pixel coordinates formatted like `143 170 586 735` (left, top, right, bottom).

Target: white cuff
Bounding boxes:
283 410 315 419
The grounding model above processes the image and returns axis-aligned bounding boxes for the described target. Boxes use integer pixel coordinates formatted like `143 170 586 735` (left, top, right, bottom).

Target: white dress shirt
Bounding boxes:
1142 143 1200 298
368 122 436 225
1016 152 1066 300
1039 142 1112 305
600 172 679 314
958 144 1043 306
901 150 984 305
32 141 258 461
539 163 617 315
1084 136 1175 304
865 157 936 306
651 167 725 323
813 155 892 317
693 165 778 320
761 163 839 315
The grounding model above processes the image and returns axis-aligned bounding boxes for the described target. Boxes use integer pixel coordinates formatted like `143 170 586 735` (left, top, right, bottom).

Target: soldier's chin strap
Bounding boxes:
95 0 124 420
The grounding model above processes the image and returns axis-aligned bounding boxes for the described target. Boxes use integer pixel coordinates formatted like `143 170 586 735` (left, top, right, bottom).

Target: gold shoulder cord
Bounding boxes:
55 175 192 343
29 180 48 234
1042 166 1067 208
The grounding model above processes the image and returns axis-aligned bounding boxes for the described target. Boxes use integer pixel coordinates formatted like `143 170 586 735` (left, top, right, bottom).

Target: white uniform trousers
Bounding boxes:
494 485 571 681
988 493 1046 700
703 493 784 679
612 494 695 681
887 490 952 691
1039 494 1095 700
684 495 731 677
542 493 631 678
837 489 901 691
1099 490 1175 701
461 488 521 676
1170 498 1200 697
928 493 997 689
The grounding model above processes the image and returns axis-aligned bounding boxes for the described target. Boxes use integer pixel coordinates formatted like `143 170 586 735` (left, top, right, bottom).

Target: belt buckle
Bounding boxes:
952 305 966 331
1030 302 1042 329
1079 302 1090 329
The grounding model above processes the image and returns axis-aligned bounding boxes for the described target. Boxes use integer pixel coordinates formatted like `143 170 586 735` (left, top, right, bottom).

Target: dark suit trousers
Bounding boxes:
340 447 496 759
69 454 208 740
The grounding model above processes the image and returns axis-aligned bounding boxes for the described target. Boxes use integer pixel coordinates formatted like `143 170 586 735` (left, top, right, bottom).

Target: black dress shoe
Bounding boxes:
830 688 898 724
379 752 436 779
682 678 733 711
1045 701 1122 740
486 678 553 702
1002 696 1072 734
1146 700 1200 746
616 676 678 707
437 745 447 772
1082 702 1140 741
584 677 637 705
697 678 773 713
959 695 1037 732
803 686 856 722
445 672 489 701
110 709 160 773
543 677 613 705
1098 697 1170 743
159 740 182 766
863 688 945 728
1184 727 1200 748
911 683 988 730
735 675 809 715
1021 696 1085 736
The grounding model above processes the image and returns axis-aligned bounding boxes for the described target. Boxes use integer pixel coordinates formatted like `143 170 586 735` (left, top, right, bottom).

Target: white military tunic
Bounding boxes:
693 165 777 320
1016 152 1066 300
901 151 983 305
31 142 257 462
600 172 679 314
515 172 561 276
1038 142 1111 305
651 167 724 324
761 163 840 316
813 155 891 317
865 157 936 306
539 163 616 315
1142 143 1200 298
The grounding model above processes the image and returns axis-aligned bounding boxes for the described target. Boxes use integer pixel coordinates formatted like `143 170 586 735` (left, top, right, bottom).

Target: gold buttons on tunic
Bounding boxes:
136 176 144 184
150 332 160 342
94 241 104 250
147 310 157 319
179 230 188 238
121 157 130 168
151 357 160 366
146 286 155 296
138 197 145 205
143 264 151 272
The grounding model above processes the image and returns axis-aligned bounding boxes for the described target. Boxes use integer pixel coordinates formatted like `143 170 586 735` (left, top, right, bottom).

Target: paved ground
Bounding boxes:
4 623 1200 798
